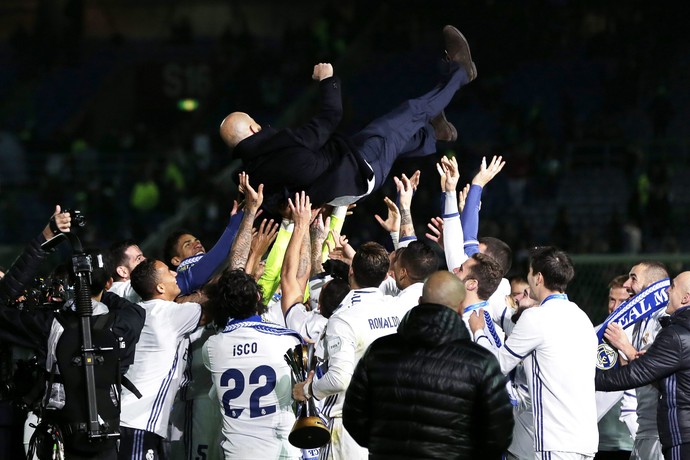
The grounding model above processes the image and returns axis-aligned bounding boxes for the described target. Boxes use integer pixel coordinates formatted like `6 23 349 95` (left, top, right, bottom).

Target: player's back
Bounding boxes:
203 320 302 460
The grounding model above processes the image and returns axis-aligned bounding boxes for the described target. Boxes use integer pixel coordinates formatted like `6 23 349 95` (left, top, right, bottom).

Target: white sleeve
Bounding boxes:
168 302 202 336
379 276 399 296
473 330 500 358
497 308 543 374
441 192 468 271
311 315 356 400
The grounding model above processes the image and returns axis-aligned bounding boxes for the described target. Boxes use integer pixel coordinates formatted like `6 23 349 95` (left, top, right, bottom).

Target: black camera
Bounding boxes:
62 208 86 227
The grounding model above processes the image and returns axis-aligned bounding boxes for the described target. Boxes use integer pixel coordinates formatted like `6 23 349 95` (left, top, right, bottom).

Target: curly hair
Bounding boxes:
206 268 267 328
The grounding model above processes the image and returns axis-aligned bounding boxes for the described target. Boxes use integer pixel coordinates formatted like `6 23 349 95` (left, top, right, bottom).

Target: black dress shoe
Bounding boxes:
431 111 457 142
443 25 477 82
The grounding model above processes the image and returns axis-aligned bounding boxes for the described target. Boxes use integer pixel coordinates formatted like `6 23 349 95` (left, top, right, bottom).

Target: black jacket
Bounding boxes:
234 76 371 209
343 303 513 460
596 306 690 449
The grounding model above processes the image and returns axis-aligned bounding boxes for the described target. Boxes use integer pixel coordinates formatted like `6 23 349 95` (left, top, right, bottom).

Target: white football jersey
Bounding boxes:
203 316 302 460
120 299 201 437
313 288 400 418
497 295 598 455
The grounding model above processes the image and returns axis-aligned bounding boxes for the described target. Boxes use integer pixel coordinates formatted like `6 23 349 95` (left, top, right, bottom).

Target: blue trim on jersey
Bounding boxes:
504 344 525 360
177 254 204 272
399 235 417 242
442 212 460 219
532 354 544 452
223 316 304 342
623 391 636 398
483 310 502 348
322 393 338 418
464 300 488 315
540 293 568 305
500 306 508 331
146 346 181 434
284 302 301 319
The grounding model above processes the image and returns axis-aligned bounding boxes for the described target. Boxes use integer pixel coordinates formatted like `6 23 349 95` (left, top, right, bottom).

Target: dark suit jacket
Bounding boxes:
233 76 372 209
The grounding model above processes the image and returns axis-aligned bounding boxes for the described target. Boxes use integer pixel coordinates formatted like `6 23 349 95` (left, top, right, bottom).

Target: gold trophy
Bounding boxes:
285 344 330 449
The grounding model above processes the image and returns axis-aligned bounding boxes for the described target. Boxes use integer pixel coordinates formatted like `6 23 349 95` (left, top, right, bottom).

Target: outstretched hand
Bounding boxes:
374 197 401 233
436 155 460 192
472 155 505 187
287 192 312 228
425 216 444 250
238 172 264 213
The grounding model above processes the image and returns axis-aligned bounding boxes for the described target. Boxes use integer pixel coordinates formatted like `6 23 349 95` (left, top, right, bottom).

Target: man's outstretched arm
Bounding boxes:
288 63 343 150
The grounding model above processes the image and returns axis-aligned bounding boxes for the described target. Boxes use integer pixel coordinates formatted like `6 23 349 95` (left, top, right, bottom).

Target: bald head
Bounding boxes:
667 271 690 315
219 112 262 149
420 271 467 313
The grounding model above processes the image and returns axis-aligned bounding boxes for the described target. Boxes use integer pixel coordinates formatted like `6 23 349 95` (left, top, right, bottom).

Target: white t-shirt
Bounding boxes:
120 299 201 437
497 295 598 455
203 317 301 460
312 288 399 418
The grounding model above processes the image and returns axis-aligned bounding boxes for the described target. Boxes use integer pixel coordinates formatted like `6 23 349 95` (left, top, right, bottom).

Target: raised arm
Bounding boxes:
288 63 343 150
229 172 264 270
437 155 467 271
310 212 331 278
462 155 505 255
176 201 244 295
395 171 419 247
245 218 278 278
280 192 312 315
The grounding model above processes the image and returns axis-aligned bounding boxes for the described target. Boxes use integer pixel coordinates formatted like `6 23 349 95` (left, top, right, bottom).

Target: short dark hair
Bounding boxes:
528 246 574 292
206 269 266 327
637 260 670 284
480 237 512 276
319 278 350 319
466 253 503 300
163 230 192 269
108 239 138 281
130 258 161 301
396 241 439 283
351 242 389 288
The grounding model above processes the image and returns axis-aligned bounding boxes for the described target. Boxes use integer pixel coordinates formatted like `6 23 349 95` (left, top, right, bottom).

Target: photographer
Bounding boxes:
0 205 146 459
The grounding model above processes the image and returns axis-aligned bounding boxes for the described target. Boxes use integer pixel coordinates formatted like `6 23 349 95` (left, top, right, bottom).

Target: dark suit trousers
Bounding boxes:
350 64 470 194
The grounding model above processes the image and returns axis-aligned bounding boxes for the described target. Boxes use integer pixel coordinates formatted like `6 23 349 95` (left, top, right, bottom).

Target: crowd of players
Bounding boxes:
2 24 690 460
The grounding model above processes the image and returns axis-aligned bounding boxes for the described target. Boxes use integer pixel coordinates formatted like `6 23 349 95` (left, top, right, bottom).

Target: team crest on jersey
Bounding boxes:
146 449 154 460
596 342 618 370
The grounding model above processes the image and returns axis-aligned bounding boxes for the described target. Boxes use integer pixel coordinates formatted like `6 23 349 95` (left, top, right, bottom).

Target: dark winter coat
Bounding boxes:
343 302 514 459
596 306 690 449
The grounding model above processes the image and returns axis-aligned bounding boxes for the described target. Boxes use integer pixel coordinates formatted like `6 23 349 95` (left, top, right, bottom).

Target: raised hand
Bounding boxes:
287 191 312 228
457 183 471 214
312 63 334 81
436 155 460 192
472 155 505 187
238 172 264 213
425 216 444 250
374 197 401 233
